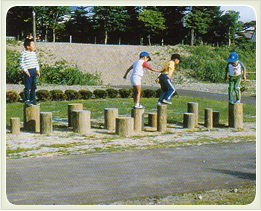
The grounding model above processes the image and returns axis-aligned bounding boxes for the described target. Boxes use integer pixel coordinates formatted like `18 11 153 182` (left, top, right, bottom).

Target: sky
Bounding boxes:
220 6 256 23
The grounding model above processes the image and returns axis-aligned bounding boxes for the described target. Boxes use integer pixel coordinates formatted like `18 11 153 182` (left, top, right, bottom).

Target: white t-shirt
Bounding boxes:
227 61 246 77
131 59 151 77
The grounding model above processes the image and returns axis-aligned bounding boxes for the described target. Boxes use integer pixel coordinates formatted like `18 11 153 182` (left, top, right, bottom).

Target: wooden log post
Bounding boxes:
72 110 91 135
148 113 157 128
188 102 198 126
157 104 167 132
131 108 145 132
104 108 118 131
213 111 220 127
229 103 243 129
10 117 20 134
183 113 195 129
23 104 40 132
115 117 134 137
205 108 213 128
40 112 52 134
68 103 83 127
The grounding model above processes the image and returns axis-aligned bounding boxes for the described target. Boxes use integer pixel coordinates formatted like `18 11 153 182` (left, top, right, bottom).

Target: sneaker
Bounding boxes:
25 100 33 106
157 101 162 105
133 104 144 109
229 100 233 104
32 101 40 105
235 100 240 103
162 99 172 104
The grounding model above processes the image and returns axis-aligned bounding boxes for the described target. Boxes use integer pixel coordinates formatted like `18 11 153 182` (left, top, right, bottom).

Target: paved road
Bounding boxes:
113 85 256 105
6 142 256 205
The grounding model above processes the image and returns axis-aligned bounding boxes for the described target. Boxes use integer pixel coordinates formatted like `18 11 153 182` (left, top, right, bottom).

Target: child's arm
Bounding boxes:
167 67 173 79
143 62 162 72
243 68 247 80
123 65 133 79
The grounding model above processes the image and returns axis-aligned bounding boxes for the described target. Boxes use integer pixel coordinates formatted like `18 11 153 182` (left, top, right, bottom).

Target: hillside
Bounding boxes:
7 42 189 86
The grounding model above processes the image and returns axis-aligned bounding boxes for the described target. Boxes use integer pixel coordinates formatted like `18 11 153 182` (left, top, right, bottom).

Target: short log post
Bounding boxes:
183 113 195 129
104 108 118 131
229 103 243 129
213 111 220 127
10 117 20 134
23 104 40 132
40 112 52 134
205 108 213 128
115 117 134 137
188 102 198 126
157 104 167 132
68 103 83 127
131 108 144 132
148 113 157 128
72 110 91 135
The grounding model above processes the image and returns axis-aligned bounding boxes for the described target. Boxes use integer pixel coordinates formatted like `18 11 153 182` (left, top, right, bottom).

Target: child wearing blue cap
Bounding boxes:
123 52 162 109
224 52 246 103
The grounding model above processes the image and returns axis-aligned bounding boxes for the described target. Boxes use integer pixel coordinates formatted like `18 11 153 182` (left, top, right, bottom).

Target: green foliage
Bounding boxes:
78 90 93 99
36 89 51 101
106 88 119 98
93 89 107 99
6 49 23 84
19 91 24 101
156 88 163 98
6 90 20 103
65 89 80 100
50 89 67 101
118 88 132 98
141 89 156 98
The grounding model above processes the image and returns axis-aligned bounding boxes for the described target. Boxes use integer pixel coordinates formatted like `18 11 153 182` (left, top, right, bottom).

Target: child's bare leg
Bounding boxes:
133 85 141 105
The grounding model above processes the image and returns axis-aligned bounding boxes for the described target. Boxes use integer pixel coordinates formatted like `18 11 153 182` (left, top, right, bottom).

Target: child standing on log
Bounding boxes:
123 52 162 109
156 54 181 105
19 38 40 105
224 52 246 103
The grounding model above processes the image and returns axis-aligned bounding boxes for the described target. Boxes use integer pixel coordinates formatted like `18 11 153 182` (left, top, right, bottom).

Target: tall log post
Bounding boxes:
23 104 40 132
229 103 243 129
148 113 157 128
157 104 167 132
183 113 195 129
205 108 213 128
131 108 145 132
10 117 20 134
115 117 134 137
40 112 52 134
68 103 83 127
72 110 91 135
104 108 118 131
213 111 220 127
188 102 198 126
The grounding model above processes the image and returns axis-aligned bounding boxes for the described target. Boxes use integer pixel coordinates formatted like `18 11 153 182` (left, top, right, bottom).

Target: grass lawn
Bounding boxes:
6 96 256 126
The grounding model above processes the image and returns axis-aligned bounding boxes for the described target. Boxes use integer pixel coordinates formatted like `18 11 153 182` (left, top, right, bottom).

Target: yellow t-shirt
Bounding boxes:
161 61 175 75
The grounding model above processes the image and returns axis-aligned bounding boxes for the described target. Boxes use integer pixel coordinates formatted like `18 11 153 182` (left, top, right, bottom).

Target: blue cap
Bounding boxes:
228 52 238 63
140 51 151 61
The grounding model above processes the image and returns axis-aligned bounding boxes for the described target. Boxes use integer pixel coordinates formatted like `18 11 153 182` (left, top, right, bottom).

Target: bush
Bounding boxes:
6 90 20 103
6 49 23 84
19 91 24 101
36 90 51 101
65 89 80 100
50 89 67 101
78 90 93 99
142 89 156 98
106 88 119 98
156 88 163 98
93 89 107 99
119 88 131 98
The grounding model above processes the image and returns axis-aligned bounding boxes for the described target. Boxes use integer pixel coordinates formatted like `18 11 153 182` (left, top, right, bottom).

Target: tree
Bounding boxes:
138 7 166 45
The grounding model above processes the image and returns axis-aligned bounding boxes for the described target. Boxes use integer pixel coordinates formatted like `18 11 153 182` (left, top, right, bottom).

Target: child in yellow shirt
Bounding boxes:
156 54 181 104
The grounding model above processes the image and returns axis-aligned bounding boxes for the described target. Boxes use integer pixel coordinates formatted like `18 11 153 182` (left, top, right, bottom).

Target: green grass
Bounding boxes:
6 96 256 127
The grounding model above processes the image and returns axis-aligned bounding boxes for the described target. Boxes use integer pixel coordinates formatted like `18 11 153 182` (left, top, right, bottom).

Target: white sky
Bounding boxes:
220 6 256 23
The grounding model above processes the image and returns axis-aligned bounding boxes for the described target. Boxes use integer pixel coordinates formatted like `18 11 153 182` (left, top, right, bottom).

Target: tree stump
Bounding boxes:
183 113 195 129
23 104 40 132
205 108 213 128
68 103 83 127
229 103 243 129
131 108 144 132
213 111 220 127
40 112 52 134
157 104 167 132
115 117 134 137
104 108 118 131
10 117 20 134
148 113 157 128
188 102 198 126
72 110 91 135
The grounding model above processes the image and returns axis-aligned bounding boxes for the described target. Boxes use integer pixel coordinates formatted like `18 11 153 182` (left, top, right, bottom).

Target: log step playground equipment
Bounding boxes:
10 101 244 136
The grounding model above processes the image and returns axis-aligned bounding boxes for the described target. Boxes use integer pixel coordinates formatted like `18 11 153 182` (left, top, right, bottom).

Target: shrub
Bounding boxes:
36 90 51 101
78 90 93 99
50 89 67 101
93 89 107 99
106 88 119 98
156 88 163 98
6 49 23 84
6 90 20 103
142 89 156 98
19 91 24 101
119 88 131 98
65 89 80 100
